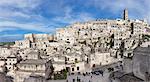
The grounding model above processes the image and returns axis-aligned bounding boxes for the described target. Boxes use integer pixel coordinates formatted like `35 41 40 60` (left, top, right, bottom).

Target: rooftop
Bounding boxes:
134 46 150 54
19 59 48 65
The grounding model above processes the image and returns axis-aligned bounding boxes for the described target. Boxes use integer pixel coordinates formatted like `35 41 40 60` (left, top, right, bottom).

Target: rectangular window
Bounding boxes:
24 66 26 68
77 67 79 70
73 79 75 82
77 78 80 82
72 68 74 71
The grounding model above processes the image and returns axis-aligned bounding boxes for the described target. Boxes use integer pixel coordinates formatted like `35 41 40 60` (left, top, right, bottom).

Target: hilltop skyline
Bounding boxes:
0 0 150 42
0 1 150 82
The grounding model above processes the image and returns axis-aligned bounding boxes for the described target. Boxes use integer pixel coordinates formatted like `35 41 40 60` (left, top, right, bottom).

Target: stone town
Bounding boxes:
1 9 150 82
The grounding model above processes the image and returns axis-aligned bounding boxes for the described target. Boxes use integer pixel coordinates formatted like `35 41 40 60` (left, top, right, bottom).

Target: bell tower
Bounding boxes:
123 9 128 20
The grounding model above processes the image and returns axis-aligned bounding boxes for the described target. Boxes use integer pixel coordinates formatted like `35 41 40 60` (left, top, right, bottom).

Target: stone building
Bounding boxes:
133 46 150 81
66 61 85 74
6 54 18 71
0 47 16 58
110 46 150 82
15 59 53 82
23 74 45 82
2 9 150 82
0 59 6 72
15 40 31 49
15 33 55 49
25 50 40 60
56 27 77 45
0 72 13 82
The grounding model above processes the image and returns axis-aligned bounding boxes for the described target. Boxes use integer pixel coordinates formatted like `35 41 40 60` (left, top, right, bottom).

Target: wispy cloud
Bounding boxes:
0 9 30 18
52 6 94 24
0 0 54 34
0 34 23 42
0 21 55 33
0 0 95 33
0 0 41 9
0 27 17 32
86 0 150 21
1 0 150 42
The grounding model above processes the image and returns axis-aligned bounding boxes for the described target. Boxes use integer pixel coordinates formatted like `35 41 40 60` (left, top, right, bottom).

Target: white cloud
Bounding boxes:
13 12 31 18
0 9 31 18
0 27 17 32
87 0 150 22
0 0 41 9
0 0 65 34
0 0 42 19
0 34 23 42
0 21 54 33
0 0 94 33
1 34 22 37
78 13 94 22
2 0 150 42
53 12 94 24
53 6 94 24
0 0 82 41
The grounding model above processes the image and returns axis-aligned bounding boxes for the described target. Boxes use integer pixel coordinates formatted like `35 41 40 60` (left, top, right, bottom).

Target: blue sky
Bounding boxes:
0 0 149 42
